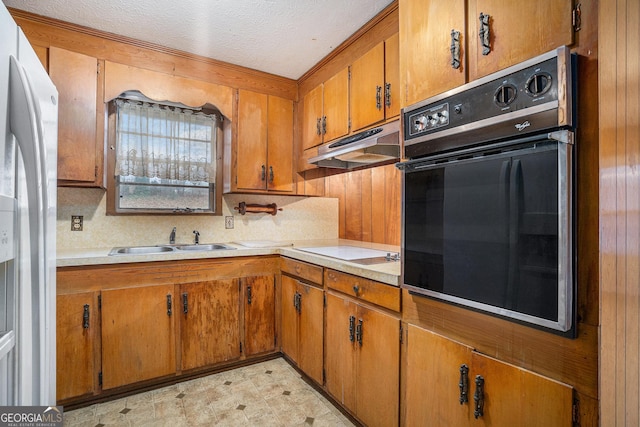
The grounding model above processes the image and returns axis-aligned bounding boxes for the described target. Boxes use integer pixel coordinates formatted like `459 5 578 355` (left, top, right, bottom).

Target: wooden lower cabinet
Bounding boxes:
404 324 574 426
242 275 276 356
56 292 100 402
179 279 241 371
280 275 324 384
101 284 176 390
325 292 400 427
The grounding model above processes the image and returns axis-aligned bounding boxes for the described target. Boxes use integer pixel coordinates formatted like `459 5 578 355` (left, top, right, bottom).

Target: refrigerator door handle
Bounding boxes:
8 54 49 403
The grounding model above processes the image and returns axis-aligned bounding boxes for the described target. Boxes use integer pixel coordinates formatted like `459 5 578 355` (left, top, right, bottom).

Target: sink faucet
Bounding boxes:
169 227 176 244
193 230 200 245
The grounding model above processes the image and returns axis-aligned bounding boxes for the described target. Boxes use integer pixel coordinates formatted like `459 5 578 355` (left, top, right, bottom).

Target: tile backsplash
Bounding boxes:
57 188 338 250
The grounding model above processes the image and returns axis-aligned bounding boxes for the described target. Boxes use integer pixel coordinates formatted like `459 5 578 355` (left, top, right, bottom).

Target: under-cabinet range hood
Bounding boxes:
308 120 400 169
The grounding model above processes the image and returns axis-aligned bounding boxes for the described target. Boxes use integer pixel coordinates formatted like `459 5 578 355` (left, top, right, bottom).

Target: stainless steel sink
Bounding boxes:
109 245 175 256
174 243 236 251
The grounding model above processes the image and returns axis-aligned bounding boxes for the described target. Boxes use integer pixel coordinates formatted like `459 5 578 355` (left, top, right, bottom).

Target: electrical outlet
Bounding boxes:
71 215 83 231
225 216 234 229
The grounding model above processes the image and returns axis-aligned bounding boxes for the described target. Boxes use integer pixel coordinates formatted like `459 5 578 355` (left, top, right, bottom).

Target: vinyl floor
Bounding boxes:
62 357 355 426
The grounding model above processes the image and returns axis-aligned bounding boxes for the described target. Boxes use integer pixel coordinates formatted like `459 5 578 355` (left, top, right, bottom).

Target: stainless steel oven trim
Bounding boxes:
398 130 574 333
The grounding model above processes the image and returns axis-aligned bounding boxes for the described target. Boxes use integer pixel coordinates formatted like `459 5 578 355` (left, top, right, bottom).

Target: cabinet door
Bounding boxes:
49 47 102 185
297 283 324 385
56 292 99 401
471 352 573 426
467 0 574 81
180 279 240 371
355 305 400 427
101 285 176 389
243 275 276 356
237 89 268 190
384 33 401 119
350 42 385 132
404 325 472 426
323 67 350 142
280 275 299 363
302 84 323 150
399 0 466 106
267 95 294 192
325 293 357 410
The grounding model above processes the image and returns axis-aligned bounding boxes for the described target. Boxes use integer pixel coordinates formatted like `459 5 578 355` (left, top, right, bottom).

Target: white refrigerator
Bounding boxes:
0 3 58 405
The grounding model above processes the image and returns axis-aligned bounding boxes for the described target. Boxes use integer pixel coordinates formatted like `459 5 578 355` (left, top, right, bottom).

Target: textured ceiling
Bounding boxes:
2 0 394 79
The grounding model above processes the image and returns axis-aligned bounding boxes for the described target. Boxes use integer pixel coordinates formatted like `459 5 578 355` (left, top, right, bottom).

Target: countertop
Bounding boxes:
57 239 401 286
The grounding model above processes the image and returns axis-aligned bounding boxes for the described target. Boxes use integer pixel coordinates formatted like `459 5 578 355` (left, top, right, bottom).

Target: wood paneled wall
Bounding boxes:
599 0 640 424
325 164 401 246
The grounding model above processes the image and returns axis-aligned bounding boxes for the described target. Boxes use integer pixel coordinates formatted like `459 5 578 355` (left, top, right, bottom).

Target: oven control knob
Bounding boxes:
494 84 517 107
414 115 428 131
438 110 448 123
454 105 462 114
525 72 553 96
429 115 438 126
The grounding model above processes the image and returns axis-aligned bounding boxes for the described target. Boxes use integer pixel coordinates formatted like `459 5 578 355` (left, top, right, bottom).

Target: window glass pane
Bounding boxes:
118 179 212 211
113 96 219 213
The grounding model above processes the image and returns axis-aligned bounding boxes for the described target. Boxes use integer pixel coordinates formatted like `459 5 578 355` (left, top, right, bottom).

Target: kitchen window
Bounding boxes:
106 92 224 215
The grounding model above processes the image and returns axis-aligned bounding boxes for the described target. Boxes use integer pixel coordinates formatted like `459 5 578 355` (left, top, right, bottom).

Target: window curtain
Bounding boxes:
115 99 218 183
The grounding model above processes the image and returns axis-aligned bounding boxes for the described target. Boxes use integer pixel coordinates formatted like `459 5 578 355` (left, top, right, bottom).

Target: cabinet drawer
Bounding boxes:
281 258 323 285
325 269 400 312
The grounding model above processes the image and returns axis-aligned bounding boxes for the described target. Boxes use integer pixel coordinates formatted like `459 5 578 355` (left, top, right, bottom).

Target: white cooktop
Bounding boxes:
298 245 396 261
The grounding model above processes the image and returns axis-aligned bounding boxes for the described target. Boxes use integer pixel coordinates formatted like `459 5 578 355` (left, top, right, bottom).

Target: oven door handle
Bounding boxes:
505 159 522 308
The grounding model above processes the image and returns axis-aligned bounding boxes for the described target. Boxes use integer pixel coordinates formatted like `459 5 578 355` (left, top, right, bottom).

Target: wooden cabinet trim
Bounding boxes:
280 257 323 285
325 268 400 312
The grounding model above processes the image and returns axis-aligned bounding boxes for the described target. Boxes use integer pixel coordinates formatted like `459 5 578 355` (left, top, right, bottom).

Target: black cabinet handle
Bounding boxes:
261 165 266 181
82 304 90 329
376 85 383 110
450 29 461 69
166 294 172 317
459 364 469 404
322 116 327 135
269 166 274 183
316 117 321 135
182 293 188 314
474 375 485 418
479 13 491 55
385 83 392 107
247 285 252 305
349 315 356 342
356 319 363 346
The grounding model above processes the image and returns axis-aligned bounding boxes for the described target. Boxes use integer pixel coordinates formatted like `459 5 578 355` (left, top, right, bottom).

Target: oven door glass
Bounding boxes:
402 134 573 332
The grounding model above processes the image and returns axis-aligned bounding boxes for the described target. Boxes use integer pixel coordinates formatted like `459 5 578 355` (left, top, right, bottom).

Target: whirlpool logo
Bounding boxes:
515 121 531 131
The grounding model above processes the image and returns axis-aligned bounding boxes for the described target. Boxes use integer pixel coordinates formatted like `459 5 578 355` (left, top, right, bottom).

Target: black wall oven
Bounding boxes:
398 47 576 335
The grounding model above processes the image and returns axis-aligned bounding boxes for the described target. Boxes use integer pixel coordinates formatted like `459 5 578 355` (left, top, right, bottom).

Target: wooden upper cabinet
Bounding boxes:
235 90 294 193
467 0 574 81
399 0 466 106
350 33 400 132
236 89 268 191
400 0 574 106
322 67 350 142
350 41 385 132
302 84 324 150
266 95 294 192
384 32 400 119
49 47 104 187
